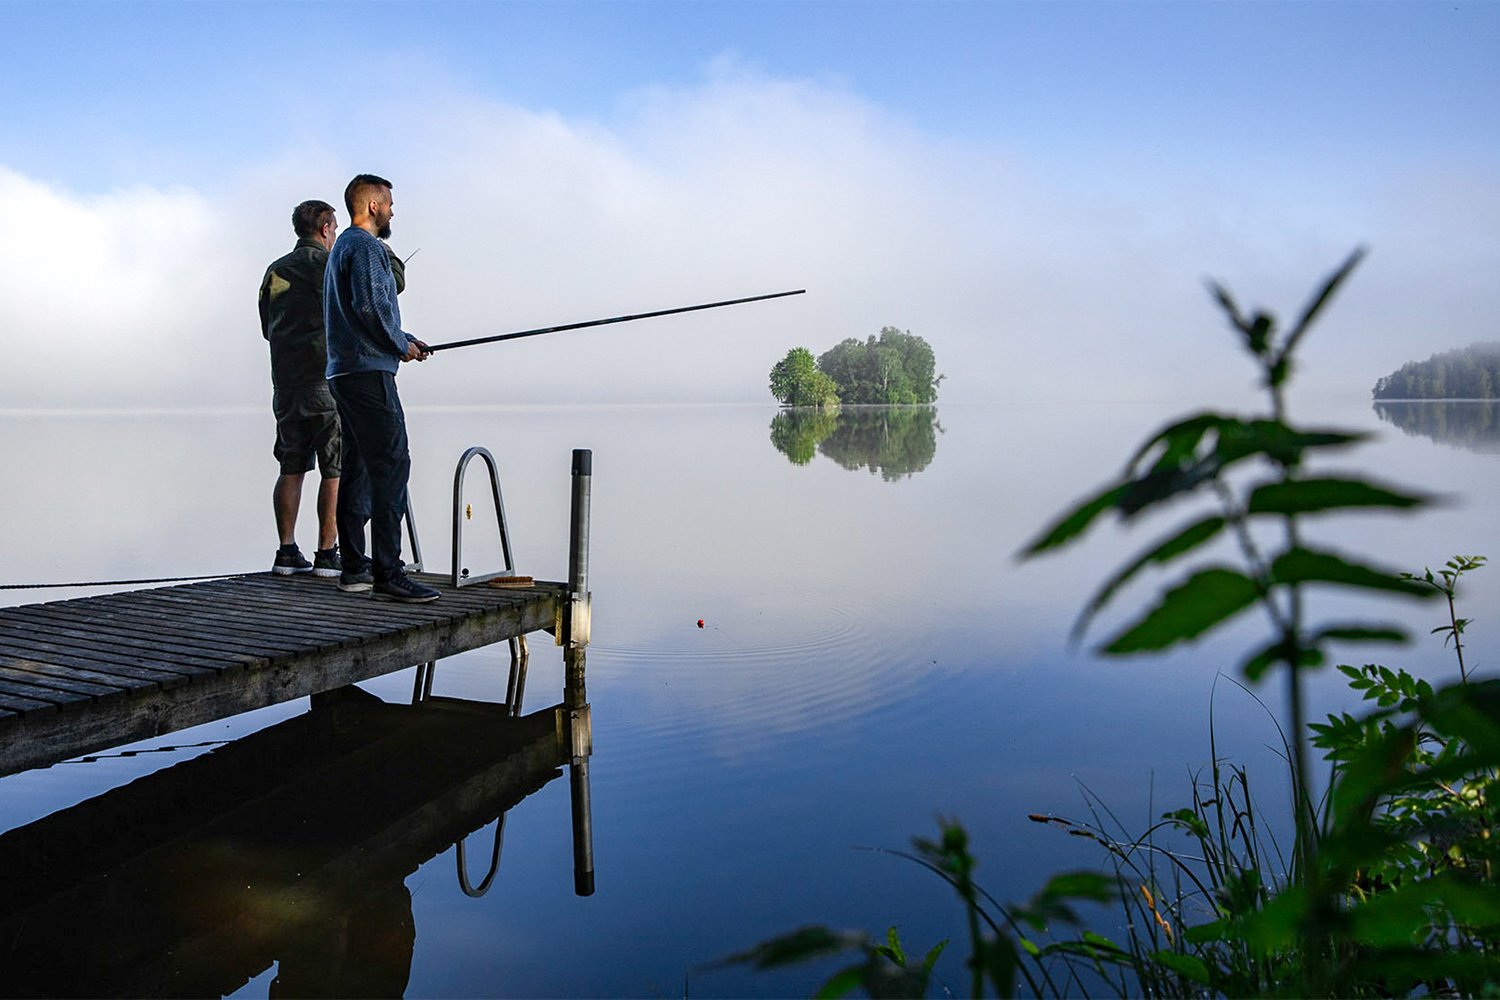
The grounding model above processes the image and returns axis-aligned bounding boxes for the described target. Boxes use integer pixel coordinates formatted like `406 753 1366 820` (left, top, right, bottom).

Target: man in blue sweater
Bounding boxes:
323 173 439 603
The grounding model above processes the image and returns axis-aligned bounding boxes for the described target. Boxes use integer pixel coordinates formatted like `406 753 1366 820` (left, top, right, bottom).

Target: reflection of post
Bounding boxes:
565 449 595 895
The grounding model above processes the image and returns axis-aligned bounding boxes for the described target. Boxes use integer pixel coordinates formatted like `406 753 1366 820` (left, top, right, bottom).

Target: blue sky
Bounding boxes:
3 1 1498 407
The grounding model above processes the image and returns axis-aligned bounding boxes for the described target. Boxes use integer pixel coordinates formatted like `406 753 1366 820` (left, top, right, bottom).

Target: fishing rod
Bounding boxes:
426 288 805 353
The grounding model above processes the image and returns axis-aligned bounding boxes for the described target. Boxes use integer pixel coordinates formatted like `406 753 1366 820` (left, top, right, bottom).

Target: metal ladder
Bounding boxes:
450 446 519 587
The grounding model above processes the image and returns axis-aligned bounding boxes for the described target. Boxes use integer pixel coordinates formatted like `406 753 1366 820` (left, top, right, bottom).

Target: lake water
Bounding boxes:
1 399 1496 997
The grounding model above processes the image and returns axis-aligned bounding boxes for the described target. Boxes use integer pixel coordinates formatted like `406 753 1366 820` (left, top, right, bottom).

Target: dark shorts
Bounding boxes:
272 383 342 478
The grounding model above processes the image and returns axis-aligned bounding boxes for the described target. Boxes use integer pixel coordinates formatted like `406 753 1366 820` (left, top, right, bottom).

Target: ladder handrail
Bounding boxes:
451 446 517 588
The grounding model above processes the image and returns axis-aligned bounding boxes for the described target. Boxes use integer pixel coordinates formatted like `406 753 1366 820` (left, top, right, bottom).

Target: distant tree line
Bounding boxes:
1372 342 1500 399
769 327 943 407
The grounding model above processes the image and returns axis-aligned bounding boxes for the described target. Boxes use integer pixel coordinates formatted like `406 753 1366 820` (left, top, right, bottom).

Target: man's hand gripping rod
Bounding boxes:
425 289 806 353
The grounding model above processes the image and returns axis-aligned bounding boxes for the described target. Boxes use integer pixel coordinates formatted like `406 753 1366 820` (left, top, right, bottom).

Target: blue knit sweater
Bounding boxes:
324 227 415 378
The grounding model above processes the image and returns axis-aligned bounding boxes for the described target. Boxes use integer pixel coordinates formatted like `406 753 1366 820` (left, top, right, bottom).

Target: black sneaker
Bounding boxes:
338 567 374 593
373 573 441 603
312 546 343 578
273 545 313 575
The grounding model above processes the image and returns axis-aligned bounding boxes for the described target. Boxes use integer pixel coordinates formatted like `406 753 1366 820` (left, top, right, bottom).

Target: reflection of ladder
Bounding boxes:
434 448 530 896
450 446 518 587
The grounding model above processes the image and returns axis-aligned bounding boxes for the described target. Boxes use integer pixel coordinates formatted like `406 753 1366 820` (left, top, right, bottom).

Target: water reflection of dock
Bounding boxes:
0 681 595 998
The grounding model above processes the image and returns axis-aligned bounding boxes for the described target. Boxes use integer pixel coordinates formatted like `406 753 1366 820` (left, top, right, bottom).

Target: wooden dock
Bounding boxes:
0 572 567 777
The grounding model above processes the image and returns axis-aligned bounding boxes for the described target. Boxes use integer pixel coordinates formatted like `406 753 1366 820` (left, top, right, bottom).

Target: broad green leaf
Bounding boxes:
1020 484 1126 556
1247 477 1428 515
1271 548 1437 598
718 926 865 970
1081 931 1122 950
1103 567 1261 654
1182 919 1229 944
1278 246 1367 364
1241 639 1322 680
1038 870 1116 903
1344 951 1500 992
1312 624 1408 645
1151 950 1212 985
812 966 864 1000
1348 874 1500 948
1420 679 1500 761
1329 725 1417 827
1073 515 1227 641
1125 413 1227 473
1236 886 1308 951
1215 420 1366 467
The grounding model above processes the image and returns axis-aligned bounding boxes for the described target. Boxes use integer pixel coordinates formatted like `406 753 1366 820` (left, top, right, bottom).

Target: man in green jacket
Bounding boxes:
258 199 343 576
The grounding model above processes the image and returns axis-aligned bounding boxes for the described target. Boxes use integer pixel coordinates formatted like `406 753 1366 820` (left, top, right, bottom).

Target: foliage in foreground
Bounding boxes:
770 328 943 407
729 253 1500 996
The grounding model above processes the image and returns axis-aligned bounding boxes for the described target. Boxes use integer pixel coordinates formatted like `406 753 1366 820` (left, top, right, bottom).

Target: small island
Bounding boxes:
1372 342 1500 399
769 327 943 406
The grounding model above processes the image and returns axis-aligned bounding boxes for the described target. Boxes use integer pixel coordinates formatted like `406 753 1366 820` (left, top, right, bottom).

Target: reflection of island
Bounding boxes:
0 673 593 998
770 406 942 480
1373 400 1500 456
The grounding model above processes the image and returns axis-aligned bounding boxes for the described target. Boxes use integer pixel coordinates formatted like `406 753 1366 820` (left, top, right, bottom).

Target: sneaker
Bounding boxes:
338 567 374 593
273 545 313 575
372 573 441 604
312 546 343 578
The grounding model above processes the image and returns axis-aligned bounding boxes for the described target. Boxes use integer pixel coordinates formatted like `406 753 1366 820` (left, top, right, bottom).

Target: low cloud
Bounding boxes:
4 63 1496 411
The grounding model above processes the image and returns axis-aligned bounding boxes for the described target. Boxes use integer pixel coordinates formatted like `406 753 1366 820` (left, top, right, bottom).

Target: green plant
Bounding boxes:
732 253 1500 996
1400 555 1487 684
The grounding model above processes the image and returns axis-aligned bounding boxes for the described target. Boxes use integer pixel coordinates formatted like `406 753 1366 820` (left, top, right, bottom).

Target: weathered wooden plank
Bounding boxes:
0 665 125 699
16 600 350 652
0 630 236 677
202 578 475 626
4 605 321 659
0 655 155 696
106 590 368 643
0 612 273 664
0 676 97 709
0 637 216 683
220 572 544 615
0 688 57 714
122 587 424 637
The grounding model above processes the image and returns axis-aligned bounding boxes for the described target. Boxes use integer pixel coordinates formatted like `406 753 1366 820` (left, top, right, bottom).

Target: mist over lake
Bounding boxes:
2 399 1496 996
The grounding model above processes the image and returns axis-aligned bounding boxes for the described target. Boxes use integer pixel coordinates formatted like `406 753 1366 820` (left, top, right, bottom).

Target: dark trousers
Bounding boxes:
329 371 411 583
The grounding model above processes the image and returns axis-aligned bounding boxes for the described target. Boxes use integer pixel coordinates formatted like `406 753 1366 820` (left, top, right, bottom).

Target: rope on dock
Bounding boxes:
0 572 256 592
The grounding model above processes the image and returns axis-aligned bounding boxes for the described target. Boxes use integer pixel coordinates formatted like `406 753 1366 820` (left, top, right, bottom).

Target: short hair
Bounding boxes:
291 200 335 238
344 173 393 218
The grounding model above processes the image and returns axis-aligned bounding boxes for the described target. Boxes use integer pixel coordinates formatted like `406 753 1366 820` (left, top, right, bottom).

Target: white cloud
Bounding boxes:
3 65 1497 411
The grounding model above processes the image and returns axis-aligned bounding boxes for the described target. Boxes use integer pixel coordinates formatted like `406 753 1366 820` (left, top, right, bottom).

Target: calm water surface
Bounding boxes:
1 400 1496 996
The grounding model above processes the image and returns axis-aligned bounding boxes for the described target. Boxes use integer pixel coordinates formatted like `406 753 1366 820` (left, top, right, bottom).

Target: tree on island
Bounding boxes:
769 327 943 406
1372 341 1500 399
768 347 840 407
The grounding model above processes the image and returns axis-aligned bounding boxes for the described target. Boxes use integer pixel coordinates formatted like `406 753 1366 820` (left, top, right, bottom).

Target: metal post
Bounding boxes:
565 645 594 896
565 449 592 653
564 448 594 895
570 754 595 896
